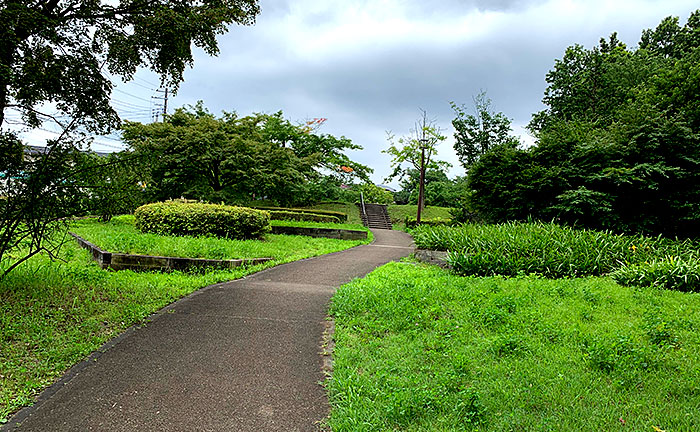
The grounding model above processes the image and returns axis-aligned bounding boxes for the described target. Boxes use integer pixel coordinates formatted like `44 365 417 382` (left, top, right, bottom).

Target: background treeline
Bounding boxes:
113 103 374 210
465 11 700 238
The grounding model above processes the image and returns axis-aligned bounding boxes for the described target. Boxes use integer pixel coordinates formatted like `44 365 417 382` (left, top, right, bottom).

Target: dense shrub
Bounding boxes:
268 210 341 224
251 206 347 222
134 201 270 239
412 222 696 281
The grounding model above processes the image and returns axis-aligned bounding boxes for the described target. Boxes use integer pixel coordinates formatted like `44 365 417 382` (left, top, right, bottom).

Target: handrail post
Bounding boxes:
360 191 366 216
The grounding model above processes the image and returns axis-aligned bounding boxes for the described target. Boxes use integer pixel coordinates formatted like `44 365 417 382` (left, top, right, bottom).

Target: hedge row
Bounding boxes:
135 201 270 239
251 206 347 222
269 210 341 224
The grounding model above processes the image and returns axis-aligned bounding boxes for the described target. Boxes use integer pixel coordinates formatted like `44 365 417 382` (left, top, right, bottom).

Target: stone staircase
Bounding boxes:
359 203 392 230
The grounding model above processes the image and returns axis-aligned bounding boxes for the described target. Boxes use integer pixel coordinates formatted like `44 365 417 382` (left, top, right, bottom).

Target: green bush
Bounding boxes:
412 222 696 280
611 255 700 292
268 210 340 224
251 206 347 222
134 201 270 239
404 216 453 229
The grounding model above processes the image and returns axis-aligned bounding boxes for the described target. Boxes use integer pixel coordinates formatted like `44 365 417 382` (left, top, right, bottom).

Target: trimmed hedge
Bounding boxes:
269 210 341 224
251 206 347 222
135 201 270 239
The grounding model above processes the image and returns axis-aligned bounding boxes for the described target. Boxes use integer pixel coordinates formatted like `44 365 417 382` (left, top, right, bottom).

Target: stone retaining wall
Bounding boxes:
69 232 272 272
414 249 451 268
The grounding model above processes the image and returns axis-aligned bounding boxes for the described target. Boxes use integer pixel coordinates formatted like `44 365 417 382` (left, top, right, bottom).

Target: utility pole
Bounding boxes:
417 137 427 224
153 87 169 122
162 87 168 118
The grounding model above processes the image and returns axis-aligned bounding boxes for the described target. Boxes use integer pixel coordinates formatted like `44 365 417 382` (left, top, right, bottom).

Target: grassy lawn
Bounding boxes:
0 217 370 422
69 215 370 259
388 205 453 229
328 262 700 431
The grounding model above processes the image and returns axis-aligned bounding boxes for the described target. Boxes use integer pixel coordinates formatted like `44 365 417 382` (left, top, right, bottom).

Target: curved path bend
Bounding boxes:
6 229 414 431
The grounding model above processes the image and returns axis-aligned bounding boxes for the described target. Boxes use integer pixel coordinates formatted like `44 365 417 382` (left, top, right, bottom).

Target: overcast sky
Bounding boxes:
25 0 700 187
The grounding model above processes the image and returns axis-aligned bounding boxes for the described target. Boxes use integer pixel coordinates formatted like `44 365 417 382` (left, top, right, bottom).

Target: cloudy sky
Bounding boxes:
38 0 700 186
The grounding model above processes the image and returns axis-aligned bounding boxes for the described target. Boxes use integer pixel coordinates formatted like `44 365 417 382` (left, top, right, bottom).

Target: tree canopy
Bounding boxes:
451 91 519 171
466 10 700 238
122 103 371 206
0 0 260 130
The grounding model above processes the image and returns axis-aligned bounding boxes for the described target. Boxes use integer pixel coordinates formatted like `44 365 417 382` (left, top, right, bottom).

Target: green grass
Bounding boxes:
413 222 698 280
388 205 454 230
270 219 369 233
0 218 370 422
69 215 370 259
328 262 700 431
302 202 363 225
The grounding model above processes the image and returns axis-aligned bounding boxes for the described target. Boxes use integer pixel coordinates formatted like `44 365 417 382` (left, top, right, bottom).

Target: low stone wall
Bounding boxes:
270 225 367 240
414 249 451 268
69 232 272 272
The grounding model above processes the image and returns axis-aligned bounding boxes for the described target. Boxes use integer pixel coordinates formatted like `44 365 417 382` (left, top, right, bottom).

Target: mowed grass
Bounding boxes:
0 218 370 422
70 215 370 259
388 205 453 229
328 262 700 431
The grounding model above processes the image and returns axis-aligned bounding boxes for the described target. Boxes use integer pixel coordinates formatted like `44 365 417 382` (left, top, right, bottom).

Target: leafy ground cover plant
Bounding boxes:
327 262 700 431
412 222 697 280
612 253 700 292
0 221 370 422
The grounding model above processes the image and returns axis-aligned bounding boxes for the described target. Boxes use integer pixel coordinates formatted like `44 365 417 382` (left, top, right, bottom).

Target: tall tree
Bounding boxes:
451 91 519 171
383 110 451 217
0 0 260 275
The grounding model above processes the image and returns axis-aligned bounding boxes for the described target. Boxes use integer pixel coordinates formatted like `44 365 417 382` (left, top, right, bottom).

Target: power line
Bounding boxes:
112 88 152 103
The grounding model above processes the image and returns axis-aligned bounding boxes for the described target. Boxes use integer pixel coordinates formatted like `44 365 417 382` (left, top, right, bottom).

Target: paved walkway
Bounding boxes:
6 229 414 431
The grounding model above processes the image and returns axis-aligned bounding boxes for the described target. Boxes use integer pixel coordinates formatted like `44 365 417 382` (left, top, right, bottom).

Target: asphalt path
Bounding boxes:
5 229 414 431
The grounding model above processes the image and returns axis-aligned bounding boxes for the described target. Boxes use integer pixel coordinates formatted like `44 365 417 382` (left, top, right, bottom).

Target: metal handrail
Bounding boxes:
360 191 366 217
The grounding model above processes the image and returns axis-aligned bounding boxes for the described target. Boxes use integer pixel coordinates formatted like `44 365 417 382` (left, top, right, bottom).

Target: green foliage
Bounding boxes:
451 91 520 171
72 151 146 221
404 216 452 229
249 206 347 222
123 103 370 207
382 110 452 205
0 135 85 278
0 0 260 130
268 210 340 224
468 11 700 237
356 183 393 205
387 204 453 228
328 262 700 431
134 201 270 240
412 222 697 281
611 254 700 292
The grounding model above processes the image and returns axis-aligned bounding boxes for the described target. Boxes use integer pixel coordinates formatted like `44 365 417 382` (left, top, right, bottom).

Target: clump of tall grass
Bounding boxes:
611 253 700 292
412 222 697 281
